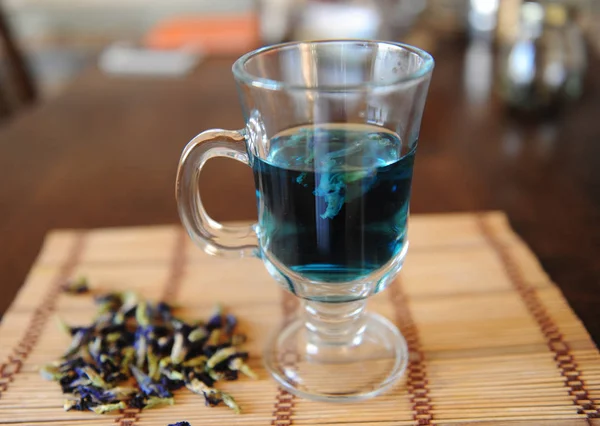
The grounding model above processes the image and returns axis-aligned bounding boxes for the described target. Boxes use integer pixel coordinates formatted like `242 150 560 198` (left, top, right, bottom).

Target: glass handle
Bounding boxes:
176 129 258 258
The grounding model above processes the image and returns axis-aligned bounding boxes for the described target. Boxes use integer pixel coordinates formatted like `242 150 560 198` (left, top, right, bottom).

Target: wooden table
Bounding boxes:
1 40 599 345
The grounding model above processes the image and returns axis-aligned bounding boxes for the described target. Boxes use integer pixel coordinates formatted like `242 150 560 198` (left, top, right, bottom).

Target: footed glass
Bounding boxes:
176 40 433 401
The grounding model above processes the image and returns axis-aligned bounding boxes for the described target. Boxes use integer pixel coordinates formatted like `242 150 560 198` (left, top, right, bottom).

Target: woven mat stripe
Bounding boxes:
116 227 188 426
0 232 86 398
390 278 433 426
271 291 299 426
477 215 600 420
160 227 188 304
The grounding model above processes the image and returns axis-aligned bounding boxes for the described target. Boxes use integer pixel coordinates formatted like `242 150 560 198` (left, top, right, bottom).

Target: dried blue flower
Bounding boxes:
94 293 121 314
77 366 109 388
144 396 174 409
134 330 148 369
63 328 92 357
206 347 237 370
209 369 229 382
43 289 252 415
221 391 241 414
224 314 237 335
187 327 207 343
120 347 135 373
182 355 207 368
130 365 172 398
160 375 186 391
185 378 241 414
128 393 147 409
206 305 223 331
156 302 173 321
168 422 191 426
170 332 187 364
40 363 63 381
64 397 92 411
63 276 90 294
205 329 221 350
147 348 160 381
135 301 150 327
119 291 139 316
105 386 137 400
91 401 126 414
192 372 215 388
229 357 258 380
55 317 73 336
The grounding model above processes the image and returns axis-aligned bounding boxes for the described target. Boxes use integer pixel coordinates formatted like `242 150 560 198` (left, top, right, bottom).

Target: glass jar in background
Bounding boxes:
497 1 587 113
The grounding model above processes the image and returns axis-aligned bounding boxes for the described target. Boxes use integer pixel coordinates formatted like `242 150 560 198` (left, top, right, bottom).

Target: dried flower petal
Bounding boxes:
135 334 147 369
144 396 175 409
182 356 207 368
161 368 185 382
228 357 258 380
106 386 138 400
91 401 126 414
208 369 225 382
187 327 207 343
120 347 135 373
89 337 102 361
224 314 237 335
207 347 237 369
55 317 73 336
206 329 221 348
158 356 173 369
186 377 226 407
206 305 223 331
147 349 160 381
79 366 108 388
63 399 78 411
170 333 186 365
221 391 241 414
63 329 90 358
136 302 150 327
119 291 139 315
105 332 122 343
40 363 63 381
130 365 171 398
63 277 90 294
185 377 210 395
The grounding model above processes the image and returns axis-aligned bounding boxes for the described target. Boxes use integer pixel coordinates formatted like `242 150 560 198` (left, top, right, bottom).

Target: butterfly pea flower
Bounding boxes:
62 276 90 294
91 401 127 414
42 286 253 414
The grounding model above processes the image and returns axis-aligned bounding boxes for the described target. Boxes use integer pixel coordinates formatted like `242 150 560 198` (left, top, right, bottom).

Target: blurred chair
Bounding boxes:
0 4 36 117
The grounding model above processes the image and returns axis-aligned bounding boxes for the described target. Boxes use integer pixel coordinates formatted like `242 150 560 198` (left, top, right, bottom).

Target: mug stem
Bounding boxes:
303 299 368 347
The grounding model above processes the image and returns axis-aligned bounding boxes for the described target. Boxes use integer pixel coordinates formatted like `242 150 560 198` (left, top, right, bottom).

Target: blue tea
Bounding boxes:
252 124 415 284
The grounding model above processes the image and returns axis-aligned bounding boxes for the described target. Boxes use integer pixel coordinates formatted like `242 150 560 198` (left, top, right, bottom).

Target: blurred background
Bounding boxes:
0 0 597 105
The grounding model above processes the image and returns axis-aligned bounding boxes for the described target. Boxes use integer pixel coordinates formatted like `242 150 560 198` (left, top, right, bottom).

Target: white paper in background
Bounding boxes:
99 43 202 77
295 2 380 40
259 0 294 44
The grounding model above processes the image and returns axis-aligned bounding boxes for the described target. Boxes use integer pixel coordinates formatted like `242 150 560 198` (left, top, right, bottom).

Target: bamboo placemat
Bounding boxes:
0 212 599 426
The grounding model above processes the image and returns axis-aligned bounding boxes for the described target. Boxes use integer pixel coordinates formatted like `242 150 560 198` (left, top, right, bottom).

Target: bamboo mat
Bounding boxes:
0 212 599 426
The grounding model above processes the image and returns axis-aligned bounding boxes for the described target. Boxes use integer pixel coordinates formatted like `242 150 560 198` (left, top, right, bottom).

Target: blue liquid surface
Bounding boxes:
252 124 415 283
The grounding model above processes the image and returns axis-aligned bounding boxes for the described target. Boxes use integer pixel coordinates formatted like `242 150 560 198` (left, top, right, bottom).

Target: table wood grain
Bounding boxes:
1 41 599 344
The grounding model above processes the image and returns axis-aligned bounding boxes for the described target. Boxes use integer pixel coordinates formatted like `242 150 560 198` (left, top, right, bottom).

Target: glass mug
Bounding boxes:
176 40 433 401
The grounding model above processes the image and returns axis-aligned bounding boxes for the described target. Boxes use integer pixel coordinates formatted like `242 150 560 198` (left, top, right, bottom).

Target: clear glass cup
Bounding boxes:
176 40 434 401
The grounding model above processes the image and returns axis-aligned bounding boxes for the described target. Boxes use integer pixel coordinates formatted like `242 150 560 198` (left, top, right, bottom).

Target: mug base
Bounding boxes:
263 312 409 402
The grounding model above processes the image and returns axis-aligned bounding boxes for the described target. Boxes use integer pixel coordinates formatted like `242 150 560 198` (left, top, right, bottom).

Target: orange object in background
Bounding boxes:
145 13 260 56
